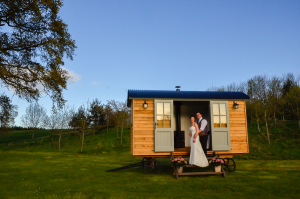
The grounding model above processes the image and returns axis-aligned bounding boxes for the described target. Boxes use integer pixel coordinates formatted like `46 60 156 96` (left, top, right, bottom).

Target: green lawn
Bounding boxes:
0 121 299 198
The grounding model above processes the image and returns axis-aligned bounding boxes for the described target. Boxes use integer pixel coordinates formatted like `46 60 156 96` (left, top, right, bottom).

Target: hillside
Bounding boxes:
0 120 299 159
241 120 300 160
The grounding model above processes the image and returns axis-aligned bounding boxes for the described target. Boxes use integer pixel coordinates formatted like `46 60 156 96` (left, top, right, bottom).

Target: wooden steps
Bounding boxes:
178 172 223 176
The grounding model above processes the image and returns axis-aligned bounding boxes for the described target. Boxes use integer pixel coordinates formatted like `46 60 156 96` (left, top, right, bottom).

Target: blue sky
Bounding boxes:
2 0 300 125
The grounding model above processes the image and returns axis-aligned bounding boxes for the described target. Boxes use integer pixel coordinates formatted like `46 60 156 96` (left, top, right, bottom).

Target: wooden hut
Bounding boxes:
127 89 250 159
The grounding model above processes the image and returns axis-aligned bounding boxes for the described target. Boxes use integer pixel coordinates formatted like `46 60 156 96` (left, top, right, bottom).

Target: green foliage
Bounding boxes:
69 106 91 135
284 85 300 124
0 93 18 132
0 0 76 107
89 99 106 135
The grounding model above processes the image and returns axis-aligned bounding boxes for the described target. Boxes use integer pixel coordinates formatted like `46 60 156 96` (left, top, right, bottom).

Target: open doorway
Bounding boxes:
174 101 211 149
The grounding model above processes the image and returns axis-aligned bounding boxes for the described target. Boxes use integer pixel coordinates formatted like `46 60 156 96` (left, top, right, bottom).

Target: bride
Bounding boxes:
189 116 209 167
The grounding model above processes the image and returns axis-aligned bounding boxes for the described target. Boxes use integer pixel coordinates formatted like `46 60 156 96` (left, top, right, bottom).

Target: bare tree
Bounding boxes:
251 75 271 144
45 105 59 142
56 105 74 150
21 102 47 139
268 76 282 127
108 100 130 144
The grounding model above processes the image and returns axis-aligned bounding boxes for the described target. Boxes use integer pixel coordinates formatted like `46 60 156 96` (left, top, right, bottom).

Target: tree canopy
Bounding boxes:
0 0 76 107
0 93 18 132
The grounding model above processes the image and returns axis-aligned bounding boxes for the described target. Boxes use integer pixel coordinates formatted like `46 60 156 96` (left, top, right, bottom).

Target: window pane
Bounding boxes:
157 116 163 127
164 103 170 115
157 103 163 115
213 104 219 115
220 104 226 115
213 116 220 128
164 115 171 128
220 116 227 127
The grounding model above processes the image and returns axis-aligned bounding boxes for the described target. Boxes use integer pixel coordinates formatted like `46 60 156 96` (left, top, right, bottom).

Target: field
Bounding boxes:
0 121 300 199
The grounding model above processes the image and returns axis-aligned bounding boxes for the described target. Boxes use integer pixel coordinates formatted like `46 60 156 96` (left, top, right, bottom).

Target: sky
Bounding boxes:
2 0 300 125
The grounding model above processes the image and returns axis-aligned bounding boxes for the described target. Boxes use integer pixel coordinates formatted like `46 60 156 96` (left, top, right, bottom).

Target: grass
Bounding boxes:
239 120 300 160
0 120 299 198
0 129 50 144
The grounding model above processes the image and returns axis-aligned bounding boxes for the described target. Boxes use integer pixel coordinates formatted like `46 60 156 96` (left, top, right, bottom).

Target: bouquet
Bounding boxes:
209 156 224 167
171 157 187 167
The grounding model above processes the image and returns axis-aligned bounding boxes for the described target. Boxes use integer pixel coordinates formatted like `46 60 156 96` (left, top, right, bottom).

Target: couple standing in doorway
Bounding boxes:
189 112 209 167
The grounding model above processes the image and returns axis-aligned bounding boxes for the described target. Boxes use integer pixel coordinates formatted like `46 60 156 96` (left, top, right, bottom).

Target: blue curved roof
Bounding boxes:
127 90 249 106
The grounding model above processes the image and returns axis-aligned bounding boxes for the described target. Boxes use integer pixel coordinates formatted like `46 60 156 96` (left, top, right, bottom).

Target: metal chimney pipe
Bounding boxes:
175 86 181 91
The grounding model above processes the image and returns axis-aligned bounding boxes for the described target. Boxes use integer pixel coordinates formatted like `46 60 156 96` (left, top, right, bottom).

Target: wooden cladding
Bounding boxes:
131 99 155 156
130 99 249 156
227 101 248 153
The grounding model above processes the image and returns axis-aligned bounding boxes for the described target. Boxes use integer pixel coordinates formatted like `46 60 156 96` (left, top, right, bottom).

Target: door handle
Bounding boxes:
154 122 157 129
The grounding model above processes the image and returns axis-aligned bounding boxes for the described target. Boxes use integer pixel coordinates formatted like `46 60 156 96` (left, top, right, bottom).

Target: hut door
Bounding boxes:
154 100 174 152
210 101 231 151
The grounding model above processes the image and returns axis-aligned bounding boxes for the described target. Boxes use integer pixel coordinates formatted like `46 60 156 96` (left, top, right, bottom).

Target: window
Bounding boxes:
210 101 231 151
212 103 228 128
156 102 171 128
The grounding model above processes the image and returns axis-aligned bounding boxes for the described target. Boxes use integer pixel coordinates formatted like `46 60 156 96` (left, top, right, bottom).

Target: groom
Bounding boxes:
194 112 208 156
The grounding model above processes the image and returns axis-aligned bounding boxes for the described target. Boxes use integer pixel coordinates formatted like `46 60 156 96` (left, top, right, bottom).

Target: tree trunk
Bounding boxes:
256 118 260 132
32 129 35 139
255 107 260 132
297 105 300 128
106 118 109 133
121 114 124 144
93 128 95 136
50 130 54 142
265 109 270 145
274 111 277 127
59 133 61 150
116 125 119 139
121 123 123 145
81 131 85 152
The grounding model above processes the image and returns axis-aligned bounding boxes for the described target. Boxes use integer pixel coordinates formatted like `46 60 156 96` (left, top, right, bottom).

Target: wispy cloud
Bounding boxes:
90 81 100 85
62 67 81 84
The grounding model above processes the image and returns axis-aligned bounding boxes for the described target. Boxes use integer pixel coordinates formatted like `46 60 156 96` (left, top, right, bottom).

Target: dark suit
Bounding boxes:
197 119 208 156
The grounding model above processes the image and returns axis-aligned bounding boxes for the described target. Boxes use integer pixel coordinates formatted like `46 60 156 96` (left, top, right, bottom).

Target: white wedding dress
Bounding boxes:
189 126 209 167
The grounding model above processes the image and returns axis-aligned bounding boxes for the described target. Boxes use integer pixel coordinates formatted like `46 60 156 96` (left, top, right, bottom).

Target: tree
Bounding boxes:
44 105 59 142
56 104 74 150
0 0 76 107
69 104 91 152
268 76 282 127
0 93 18 133
251 75 271 144
104 104 113 133
285 85 300 128
21 102 47 139
89 99 106 136
281 74 296 120
108 100 130 144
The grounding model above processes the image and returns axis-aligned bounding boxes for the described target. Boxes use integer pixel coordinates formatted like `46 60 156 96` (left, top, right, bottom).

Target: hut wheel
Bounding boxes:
144 159 161 174
223 158 236 172
142 157 148 168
